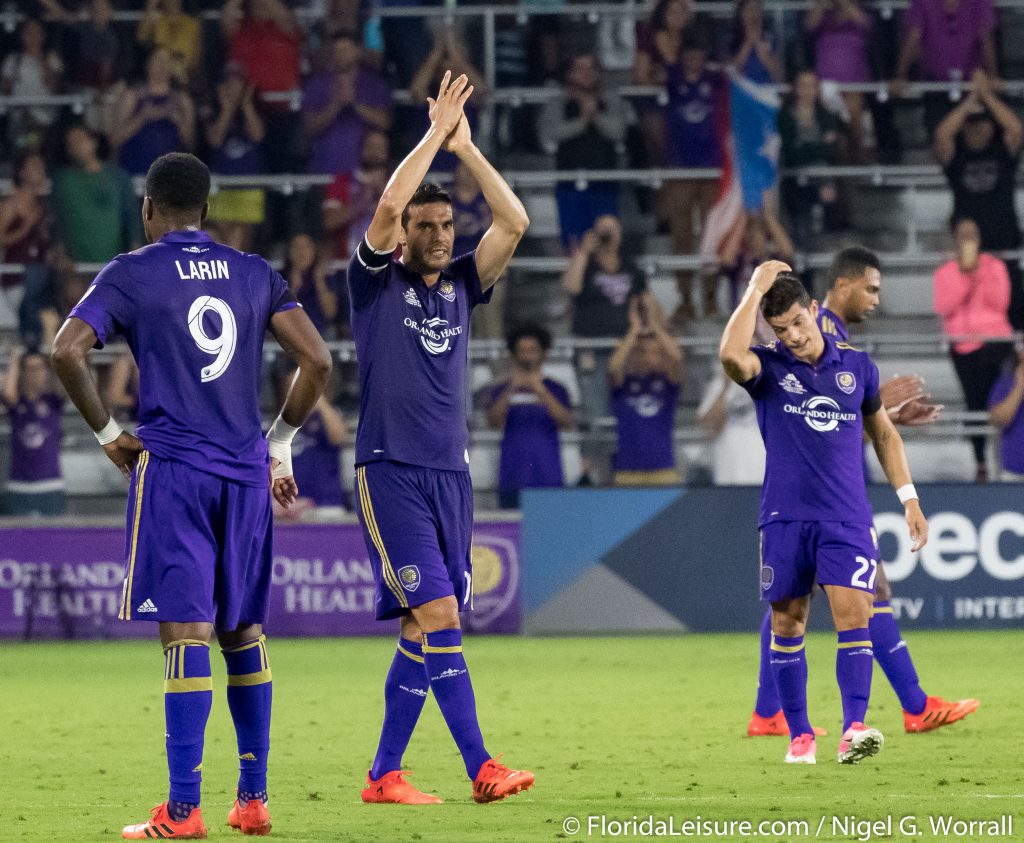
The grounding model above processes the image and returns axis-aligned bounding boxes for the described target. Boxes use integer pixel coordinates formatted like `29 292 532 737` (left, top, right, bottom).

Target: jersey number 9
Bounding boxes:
188 296 238 383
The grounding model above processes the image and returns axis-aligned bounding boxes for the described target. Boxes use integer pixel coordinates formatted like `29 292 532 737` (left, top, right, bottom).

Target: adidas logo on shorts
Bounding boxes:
136 598 158 613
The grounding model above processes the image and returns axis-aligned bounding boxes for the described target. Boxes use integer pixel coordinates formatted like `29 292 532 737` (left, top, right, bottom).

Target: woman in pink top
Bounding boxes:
934 217 1014 480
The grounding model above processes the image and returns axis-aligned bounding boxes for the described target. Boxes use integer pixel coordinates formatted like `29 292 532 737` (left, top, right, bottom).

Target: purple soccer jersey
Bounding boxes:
3 393 63 486
291 411 346 507
71 229 299 487
740 334 882 526
817 306 850 341
348 240 491 472
488 378 570 491
611 373 679 472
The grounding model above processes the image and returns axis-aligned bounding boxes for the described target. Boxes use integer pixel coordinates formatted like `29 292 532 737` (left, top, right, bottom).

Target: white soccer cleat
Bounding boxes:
837 722 884 764
784 733 816 764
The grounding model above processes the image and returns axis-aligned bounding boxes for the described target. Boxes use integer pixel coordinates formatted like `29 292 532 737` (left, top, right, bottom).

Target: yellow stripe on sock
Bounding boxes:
164 648 171 680
872 606 893 615
422 644 463 654
357 467 407 608
226 668 272 687
397 644 424 664
221 634 265 655
120 451 150 620
838 640 872 649
770 640 805 653
259 638 269 672
164 676 213 693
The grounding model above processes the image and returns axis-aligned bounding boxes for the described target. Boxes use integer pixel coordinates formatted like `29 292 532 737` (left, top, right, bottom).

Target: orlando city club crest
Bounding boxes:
438 280 456 302
836 372 856 394
398 565 421 592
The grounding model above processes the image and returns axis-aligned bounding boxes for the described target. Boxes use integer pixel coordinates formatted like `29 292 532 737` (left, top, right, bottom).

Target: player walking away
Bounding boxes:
748 247 978 740
349 71 533 805
720 261 930 765
51 153 332 838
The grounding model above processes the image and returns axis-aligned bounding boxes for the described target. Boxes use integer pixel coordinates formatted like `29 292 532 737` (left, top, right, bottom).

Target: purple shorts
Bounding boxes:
758 521 879 602
355 461 474 620
118 451 273 628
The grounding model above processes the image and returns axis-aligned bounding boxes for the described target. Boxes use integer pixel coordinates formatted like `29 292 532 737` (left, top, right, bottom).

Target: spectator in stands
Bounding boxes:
303 30 391 176
778 69 843 244
452 160 492 260
408 26 487 171
934 216 1014 482
49 0 122 93
729 0 780 83
661 25 724 320
136 0 202 88
934 69 1024 327
52 125 143 264
717 195 795 312
806 0 872 162
105 348 139 423
321 128 390 260
205 65 267 254
274 366 349 513
633 0 694 166
223 0 303 173
284 233 337 336
988 346 1024 480
892 0 998 131
1 346 65 516
487 324 574 509
110 46 196 176
608 295 684 486
1 18 64 152
561 214 647 421
697 369 766 485
538 53 628 250
0 153 57 349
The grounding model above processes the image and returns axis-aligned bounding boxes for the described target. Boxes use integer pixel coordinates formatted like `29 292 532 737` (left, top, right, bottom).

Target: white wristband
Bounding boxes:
267 415 301 479
896 483 919 505
94 417 123 446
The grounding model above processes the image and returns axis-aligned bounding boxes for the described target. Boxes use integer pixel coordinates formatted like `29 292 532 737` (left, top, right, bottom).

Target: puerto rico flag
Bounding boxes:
699 69 780 261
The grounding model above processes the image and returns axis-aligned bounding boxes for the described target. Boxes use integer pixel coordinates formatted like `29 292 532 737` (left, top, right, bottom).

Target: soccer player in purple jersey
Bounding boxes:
51 153 331 838
721 260 930 765
348 71 534 805
748 247 978 740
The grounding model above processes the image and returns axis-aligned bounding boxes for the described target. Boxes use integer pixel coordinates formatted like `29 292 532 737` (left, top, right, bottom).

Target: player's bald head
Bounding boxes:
145 152 211 216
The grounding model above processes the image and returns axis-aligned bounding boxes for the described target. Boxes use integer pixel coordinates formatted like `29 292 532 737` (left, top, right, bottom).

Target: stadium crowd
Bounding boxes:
2 0 1024 515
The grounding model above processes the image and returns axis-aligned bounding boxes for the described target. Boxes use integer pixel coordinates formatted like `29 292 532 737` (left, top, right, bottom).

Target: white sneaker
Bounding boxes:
785 733 816 764
837 722 884 764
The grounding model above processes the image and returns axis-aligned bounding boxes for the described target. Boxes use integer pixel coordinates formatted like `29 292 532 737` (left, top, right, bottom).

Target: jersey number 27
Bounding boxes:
188 296 237 382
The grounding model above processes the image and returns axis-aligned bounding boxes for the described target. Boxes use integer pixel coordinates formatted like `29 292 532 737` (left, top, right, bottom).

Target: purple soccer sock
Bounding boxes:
222 636 272 801
870 601 928 715
370 637 430 780
836 628 874 731
755 608 781 717
769 635 813 740
164 640 212 814
422 629 491 779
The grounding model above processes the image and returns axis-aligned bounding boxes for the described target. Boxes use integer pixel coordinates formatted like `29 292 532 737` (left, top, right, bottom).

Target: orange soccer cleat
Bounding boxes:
747 710 828 738
361 770 443 804
904 696 980 733
472 756 535 804
122 803 207 839
228 796 271 836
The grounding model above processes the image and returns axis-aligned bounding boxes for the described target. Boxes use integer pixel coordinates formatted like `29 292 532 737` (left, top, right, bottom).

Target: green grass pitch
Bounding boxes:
1 631 1020 842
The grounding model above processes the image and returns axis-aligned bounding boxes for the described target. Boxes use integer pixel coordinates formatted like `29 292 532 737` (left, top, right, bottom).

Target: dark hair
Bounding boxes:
950 214 979 234
145 152 211 214
680 23 710 54
649 0 689 33
506 323 553 353
401 183 452 229
826 246 881 290
761 272 810 319
729 0 763 56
